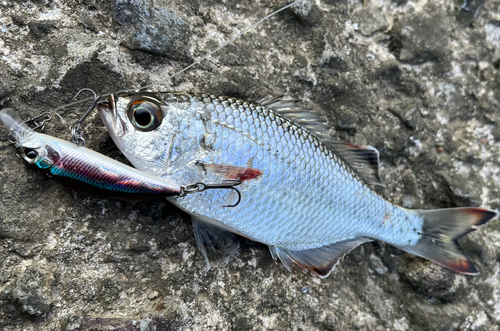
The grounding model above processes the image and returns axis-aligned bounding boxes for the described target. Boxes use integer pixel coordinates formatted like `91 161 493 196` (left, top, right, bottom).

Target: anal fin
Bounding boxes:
192 217 240 270
269 237 371 278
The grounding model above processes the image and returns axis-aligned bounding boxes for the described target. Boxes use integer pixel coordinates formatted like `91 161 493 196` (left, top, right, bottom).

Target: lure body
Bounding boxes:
0 108 182 199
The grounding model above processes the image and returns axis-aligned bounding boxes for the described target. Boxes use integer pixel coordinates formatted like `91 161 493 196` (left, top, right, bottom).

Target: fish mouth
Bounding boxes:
96 94 115 117
97 95 126 138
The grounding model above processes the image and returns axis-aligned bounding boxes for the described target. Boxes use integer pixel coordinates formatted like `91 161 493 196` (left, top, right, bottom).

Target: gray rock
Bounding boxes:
439 172 483 207
287 2 324 27
370 253 389 275
491 127 500 142
1 268 52 319
389 102 420 130
399 258 464 301
337 111 358 131
389 10 451 64
1 0 500 330
458 0 487 25
28 21 55 39
0 77 8 104
352 8 389 36
114 0 192 60
66 316 182 331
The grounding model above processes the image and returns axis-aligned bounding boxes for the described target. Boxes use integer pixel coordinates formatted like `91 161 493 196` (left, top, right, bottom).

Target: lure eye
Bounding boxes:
127 100 163 131
23 148 38 163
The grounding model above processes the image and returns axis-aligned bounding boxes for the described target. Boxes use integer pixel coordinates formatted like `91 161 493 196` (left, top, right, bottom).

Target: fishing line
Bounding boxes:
52 0 306 114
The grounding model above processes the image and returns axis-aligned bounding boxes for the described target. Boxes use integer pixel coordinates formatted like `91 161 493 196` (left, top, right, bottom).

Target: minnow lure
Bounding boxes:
0 108 242 201
97 92 497 277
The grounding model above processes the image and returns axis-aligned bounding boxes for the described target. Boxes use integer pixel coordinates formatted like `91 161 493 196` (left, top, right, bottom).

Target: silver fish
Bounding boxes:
97 92 497 277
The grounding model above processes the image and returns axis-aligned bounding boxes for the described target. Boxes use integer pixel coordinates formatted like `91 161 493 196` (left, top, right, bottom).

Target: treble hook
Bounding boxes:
69 88 101 147
180 180 242 208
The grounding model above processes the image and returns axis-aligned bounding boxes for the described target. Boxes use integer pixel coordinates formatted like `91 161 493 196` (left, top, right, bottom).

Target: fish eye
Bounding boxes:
127 100 163 131
23 148 38 162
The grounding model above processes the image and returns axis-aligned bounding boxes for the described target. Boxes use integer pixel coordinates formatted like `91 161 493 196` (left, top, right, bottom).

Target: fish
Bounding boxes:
0 108 183 200
96 92 498 277
95 92 498 277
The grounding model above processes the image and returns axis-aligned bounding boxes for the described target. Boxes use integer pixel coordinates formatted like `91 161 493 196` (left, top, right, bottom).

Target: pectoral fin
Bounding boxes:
269 237 371 278
192 217 240 270
196 162 263 182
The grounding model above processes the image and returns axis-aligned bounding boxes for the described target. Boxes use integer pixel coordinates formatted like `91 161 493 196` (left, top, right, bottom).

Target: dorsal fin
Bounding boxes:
257 95 383 186
256 94 331 140
325 142 384 186
269 237 372 278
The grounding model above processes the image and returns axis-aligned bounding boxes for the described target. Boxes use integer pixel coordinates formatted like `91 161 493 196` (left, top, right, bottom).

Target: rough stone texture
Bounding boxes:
351 7 389 36
114 0 192 61
389 11 452 64
1 0 500 330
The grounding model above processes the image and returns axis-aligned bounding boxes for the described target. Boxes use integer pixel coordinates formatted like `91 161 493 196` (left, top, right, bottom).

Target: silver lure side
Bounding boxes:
97 93 497 277
0 108 182 199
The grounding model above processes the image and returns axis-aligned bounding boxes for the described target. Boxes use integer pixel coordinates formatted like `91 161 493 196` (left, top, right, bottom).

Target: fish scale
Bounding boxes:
98 92 496 276
128 94 423 250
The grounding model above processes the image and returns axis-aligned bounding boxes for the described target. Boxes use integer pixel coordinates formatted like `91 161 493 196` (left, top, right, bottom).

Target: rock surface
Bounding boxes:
1 0 500 330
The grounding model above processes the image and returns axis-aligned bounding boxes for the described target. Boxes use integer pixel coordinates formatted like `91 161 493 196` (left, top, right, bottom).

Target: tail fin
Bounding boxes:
399 207 497 275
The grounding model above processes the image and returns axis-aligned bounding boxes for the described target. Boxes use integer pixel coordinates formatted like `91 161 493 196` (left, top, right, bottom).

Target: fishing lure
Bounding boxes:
0 108 242 202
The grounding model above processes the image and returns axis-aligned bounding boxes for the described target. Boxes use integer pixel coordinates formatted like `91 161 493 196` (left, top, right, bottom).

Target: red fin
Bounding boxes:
400 207 498 275
449 259 478 275
456 207 498 226
197 163 263 182
232 167 263 181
